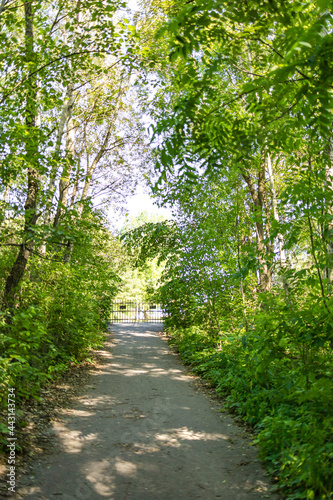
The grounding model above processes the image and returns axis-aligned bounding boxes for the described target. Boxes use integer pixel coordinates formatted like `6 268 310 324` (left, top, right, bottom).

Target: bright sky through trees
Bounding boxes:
109 185 172 231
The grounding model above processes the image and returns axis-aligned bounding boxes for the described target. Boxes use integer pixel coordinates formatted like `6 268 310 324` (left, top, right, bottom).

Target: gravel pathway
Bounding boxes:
13 324 279 500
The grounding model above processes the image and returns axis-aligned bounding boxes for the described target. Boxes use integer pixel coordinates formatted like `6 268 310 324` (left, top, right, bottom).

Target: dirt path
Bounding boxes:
13 324 279 500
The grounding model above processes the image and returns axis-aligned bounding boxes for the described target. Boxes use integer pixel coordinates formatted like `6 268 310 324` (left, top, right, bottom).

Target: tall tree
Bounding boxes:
3 0 39 308
0 0 152 306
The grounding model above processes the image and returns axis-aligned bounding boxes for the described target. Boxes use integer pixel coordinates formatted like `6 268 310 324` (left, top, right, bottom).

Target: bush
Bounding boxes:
0 213 120 454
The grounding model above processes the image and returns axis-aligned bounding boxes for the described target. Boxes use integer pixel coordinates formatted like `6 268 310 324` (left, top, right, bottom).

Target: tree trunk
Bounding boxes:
0 183 10 227
209 296 222 335
77 118 115 214
43 86 74 225
267 153 286 266
326 139 333 291
39 80 74 255
53 83 75 229
3 0 39 309
63 76 125 261
267 153 291 302
69 153 82 211
236 178 249 330
242 163 272 293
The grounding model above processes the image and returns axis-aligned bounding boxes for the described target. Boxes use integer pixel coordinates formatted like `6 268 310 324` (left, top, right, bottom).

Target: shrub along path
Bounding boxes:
14 324 279 499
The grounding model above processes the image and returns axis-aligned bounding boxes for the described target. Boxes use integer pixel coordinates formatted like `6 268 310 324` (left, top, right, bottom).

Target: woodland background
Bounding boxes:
0 0 332 498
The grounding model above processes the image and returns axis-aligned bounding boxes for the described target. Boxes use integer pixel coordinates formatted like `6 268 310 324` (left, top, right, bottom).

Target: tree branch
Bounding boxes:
0 50 118 104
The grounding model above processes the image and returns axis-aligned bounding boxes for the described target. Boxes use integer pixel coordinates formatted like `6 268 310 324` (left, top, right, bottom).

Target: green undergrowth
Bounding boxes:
0 243 117 456
167 326 333 500
0 298 107 455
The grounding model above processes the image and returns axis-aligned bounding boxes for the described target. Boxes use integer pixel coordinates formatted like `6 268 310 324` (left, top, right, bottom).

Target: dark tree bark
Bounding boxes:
2 0 39 309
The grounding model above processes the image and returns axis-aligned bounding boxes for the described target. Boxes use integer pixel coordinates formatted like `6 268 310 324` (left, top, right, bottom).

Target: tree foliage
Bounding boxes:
0 0 150 451
122 1 333 497
1 0 332 496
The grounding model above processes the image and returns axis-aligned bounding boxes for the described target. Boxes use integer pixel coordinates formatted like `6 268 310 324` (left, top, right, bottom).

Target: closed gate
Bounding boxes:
110 300 164 323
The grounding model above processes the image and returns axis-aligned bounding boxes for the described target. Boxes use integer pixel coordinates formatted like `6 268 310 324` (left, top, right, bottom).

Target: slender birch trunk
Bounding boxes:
54 6 83 230
266 153 291 302
236 178 249 330
326 140 333 291
44 86 74 222
267 153 286 266
0 183 10 227
38 85 74 256
53 83 75 229
69 153 82 210
77 119 115 213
